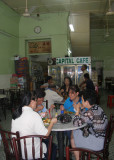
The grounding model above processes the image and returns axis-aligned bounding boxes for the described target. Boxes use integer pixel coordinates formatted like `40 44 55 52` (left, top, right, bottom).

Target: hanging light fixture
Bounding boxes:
105 16 110 37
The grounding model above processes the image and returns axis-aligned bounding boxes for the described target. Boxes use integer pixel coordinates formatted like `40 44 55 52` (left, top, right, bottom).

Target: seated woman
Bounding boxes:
60 85 82 114
60 85 82 143
11 92 57 160
71 89 108 160
60 77 72 100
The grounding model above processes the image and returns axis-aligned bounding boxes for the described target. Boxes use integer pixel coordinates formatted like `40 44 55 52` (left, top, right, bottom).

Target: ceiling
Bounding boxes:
2 0 114 29
2 0 114 56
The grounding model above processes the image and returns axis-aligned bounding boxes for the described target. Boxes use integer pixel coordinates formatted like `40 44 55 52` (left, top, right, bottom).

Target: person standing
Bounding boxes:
82 73 95 91
79 64 89 89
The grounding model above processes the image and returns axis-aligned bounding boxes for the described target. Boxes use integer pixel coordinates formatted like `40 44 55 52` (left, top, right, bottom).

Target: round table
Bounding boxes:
51 110 86 160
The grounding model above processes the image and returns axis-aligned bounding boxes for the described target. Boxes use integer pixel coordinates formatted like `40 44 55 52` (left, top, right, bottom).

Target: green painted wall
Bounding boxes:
19 13 69 58
91 29 114 81
0 1 20 74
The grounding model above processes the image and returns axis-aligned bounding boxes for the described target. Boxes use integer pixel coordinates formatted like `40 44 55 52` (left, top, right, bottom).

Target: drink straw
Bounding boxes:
48 109 51 119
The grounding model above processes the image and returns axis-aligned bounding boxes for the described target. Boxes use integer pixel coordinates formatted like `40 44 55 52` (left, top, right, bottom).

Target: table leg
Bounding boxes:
58 131 64 160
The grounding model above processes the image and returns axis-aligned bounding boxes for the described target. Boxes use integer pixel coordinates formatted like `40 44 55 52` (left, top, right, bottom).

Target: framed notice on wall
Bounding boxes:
28 40 51 54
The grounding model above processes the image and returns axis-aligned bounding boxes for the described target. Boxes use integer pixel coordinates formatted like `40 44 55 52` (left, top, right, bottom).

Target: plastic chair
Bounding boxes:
12 134 53 160
0 126 20 160
66 146 103 160
107 95 114 108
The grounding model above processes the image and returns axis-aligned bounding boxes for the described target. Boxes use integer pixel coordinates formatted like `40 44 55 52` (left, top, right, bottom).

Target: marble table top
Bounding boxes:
0 94 6 99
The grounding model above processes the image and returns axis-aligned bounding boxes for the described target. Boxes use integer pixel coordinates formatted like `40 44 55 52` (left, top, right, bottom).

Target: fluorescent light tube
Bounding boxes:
69 24 74 32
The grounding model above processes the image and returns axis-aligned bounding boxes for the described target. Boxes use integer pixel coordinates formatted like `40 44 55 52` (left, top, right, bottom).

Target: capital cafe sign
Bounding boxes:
56 57 91 65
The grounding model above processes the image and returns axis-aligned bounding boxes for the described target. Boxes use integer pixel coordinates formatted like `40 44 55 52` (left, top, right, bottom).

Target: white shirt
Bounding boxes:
11 106 48 159
78 70 89 86
44 89 63 109
41 83 49 90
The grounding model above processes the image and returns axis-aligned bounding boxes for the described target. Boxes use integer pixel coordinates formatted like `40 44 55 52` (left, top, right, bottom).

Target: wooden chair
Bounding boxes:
43 100 48 109
12 134 53 160
95 114 114 159
0 126 20 160
66 146 103 160
0 89 7 120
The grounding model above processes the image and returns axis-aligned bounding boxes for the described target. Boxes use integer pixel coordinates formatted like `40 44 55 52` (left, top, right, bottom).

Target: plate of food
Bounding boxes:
43 118 51 126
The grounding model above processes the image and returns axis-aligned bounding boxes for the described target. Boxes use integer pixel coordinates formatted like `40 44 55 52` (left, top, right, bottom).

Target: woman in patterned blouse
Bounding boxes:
71 89 108 160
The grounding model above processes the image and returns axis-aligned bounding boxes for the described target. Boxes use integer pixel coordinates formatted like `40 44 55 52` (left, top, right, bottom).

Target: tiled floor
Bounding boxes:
0 88 114 159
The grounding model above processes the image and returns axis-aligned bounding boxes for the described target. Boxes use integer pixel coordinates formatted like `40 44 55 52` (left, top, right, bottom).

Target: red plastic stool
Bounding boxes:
107 95 114 108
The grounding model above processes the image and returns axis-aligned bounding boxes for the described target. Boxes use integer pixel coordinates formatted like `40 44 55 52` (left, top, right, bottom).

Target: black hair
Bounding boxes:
64 77 72 86
12 92 36 120
69 85 80 93
82 89 97 105
84 73 90 79
36 88 46 98
82 64 87 69
46 76 52 82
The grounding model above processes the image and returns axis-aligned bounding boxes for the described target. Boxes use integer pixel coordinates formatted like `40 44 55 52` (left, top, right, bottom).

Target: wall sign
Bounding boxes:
56 57 91 65
28 40 51 54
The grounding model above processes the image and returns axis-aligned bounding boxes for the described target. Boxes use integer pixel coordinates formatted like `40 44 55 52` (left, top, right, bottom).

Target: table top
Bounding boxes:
50 109 86 131
54 101 64 105
52 120 86 131
0 94 6 98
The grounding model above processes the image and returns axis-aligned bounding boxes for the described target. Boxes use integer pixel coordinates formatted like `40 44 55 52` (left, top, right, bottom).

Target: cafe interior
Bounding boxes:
0 0 114 159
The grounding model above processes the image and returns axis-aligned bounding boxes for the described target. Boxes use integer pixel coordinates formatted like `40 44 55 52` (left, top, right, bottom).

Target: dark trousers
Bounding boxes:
43 139 57 160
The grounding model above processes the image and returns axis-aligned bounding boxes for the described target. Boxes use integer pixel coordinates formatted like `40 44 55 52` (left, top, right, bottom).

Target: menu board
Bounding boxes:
28 40 51 54
15 57 29 76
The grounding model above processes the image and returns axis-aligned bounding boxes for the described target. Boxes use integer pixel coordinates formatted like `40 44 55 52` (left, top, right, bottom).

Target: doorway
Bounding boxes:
29 54 51 90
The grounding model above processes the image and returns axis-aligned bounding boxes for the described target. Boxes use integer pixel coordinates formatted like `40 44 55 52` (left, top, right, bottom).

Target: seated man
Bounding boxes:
34 89 47 118
44 84 63 109
40 76 53 90
71 89 108 160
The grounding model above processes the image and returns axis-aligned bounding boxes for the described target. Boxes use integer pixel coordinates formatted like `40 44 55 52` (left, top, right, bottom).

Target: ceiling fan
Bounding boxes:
23 0 30 17
23 0 38 17
106 0 114 15
104 16 110 38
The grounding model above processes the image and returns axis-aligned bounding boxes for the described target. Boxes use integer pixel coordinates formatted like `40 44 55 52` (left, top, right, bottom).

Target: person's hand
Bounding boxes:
73 103 81 116
50 104 55 110
38 105 44 111
60 105 64 111
60 89 64 93
51 118 57 124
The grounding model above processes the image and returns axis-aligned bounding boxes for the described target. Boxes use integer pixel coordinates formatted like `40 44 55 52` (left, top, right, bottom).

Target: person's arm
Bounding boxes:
73 109 93 127
73 103 81 115
34 105 44 112
40 85 48 89
81 83 86 90
46 118 57 136
60 105 65 111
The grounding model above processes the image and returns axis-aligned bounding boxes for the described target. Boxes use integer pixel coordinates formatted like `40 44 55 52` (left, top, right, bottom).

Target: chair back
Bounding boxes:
66 147 103 160
0 126 20 160
103 114 114 152
43 100 48 109
12 134 52 160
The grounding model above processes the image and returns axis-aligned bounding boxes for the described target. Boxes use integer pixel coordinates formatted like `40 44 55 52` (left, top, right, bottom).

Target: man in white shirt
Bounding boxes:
44 84 63 109
78 64 89 89
40 76 53 90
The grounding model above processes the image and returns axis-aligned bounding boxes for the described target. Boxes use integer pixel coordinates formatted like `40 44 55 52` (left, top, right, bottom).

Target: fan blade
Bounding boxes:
29 6 37 14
